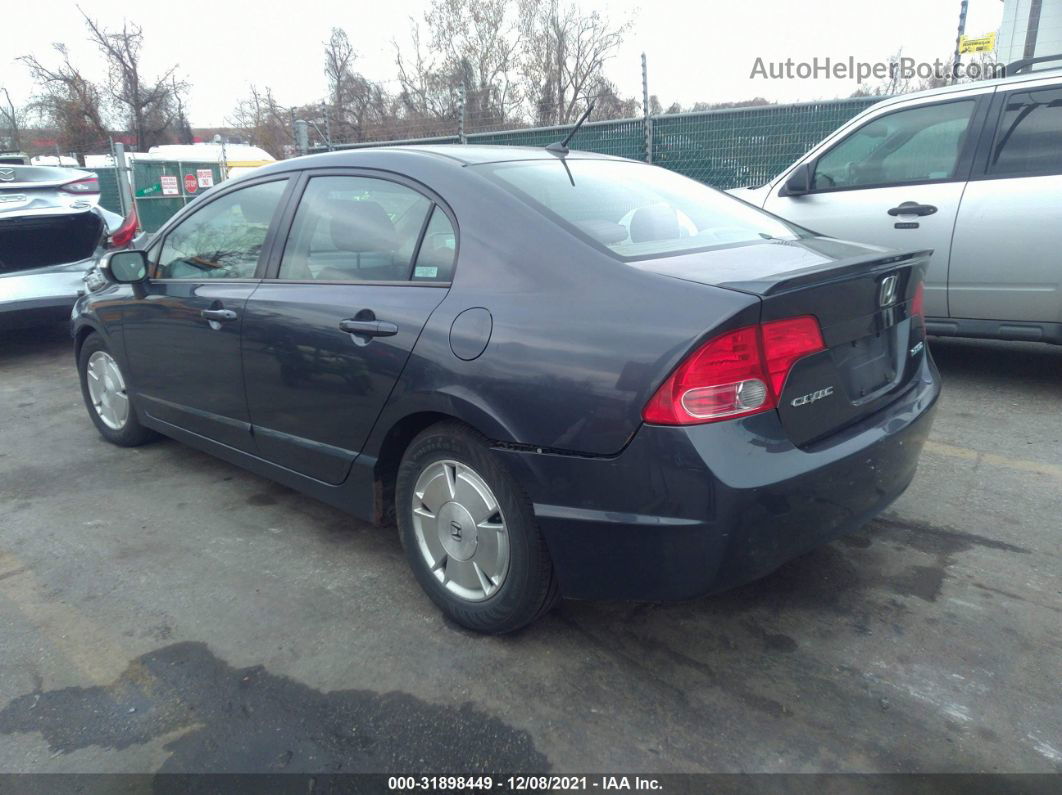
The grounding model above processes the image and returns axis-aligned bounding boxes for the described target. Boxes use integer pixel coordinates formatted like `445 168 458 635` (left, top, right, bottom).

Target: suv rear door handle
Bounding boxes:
339 318 399 337
201 308 238 322
887 202 938 217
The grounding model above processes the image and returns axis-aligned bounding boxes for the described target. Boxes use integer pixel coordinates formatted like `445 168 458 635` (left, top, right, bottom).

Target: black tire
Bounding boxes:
396 421 560 634
77 333 156 447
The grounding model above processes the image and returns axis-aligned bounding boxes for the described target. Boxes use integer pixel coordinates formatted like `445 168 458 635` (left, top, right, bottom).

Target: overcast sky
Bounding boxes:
2 0 1005 128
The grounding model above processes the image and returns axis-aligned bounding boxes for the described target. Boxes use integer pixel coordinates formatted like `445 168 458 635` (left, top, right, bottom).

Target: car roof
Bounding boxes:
872 65 1062 108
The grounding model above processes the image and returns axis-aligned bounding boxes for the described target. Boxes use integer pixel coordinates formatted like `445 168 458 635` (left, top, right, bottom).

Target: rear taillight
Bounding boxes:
61 176 100 194
108 206 139 249
911 282 925 321
642 315 825 425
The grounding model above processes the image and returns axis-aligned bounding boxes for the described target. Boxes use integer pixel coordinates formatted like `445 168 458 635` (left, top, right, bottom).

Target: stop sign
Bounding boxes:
184 173 198 193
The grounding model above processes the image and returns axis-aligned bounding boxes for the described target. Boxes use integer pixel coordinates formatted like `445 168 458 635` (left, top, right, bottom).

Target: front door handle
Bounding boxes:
201 308 238 322
887 202 938 217
339 318 399 337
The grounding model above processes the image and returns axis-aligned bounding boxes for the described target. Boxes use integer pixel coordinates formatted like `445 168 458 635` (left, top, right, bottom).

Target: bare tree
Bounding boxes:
228 85 292 158
18 44 110 155
325 28 393 142
79 7 189 150
396 0 522 131
519 0 630 126
0 87 25 151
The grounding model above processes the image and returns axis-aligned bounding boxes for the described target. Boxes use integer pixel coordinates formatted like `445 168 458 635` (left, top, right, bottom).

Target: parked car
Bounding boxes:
1 163 137 330
72 145 939 633
730 59 1062 345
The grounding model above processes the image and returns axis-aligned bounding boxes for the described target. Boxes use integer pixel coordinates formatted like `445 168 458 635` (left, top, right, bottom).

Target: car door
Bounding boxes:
763 94 990 319
948 79 1062 324
121 177 291 452
240 172 456 484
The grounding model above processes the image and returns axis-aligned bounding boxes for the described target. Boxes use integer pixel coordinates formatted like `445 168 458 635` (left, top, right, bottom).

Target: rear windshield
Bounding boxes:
481 159 805 259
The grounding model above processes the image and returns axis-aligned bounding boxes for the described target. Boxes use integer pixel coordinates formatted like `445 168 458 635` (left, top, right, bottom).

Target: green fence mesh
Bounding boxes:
133 160 223 232
651 98 883 189
332 97 884 191
87 166 125 215
468 118 646 161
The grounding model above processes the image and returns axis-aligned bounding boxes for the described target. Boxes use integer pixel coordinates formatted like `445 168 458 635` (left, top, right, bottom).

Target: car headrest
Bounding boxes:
238 192 279 226
329 201 397 252
630 206 681 243
574 219 627 245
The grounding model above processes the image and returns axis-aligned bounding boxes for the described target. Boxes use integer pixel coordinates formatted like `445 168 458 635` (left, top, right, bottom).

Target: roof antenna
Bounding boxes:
546 99 596 156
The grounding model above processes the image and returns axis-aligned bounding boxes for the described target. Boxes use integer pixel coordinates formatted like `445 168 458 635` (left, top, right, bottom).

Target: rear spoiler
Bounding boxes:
715 249 932 296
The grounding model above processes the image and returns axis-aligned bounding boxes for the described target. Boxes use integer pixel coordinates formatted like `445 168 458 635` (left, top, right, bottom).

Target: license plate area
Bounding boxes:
831 330 899 404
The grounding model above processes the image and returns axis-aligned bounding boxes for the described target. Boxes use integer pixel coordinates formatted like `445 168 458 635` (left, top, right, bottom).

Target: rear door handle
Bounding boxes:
201 309 238 322
887 202 937 217
339 318 399 337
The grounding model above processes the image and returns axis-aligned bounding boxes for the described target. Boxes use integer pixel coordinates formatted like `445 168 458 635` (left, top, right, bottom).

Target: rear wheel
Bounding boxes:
78 334 155 447
396 422 559 633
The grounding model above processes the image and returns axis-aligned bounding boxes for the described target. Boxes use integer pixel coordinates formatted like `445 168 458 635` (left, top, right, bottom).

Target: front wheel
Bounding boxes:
77 333 156 447
396 422 559 634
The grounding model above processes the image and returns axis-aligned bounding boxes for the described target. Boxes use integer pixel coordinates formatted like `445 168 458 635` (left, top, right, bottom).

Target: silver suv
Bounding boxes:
731 59 1062 345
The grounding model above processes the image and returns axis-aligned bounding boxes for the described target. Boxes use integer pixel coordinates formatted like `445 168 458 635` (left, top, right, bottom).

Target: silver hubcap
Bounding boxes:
411 459 509 602
86 351 129 431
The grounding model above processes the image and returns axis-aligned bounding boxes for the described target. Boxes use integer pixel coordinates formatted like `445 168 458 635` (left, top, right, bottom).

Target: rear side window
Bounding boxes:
412 207 456 282
157 179 287 279
813 100 975 190
279 176 432 282
989 87 1062 177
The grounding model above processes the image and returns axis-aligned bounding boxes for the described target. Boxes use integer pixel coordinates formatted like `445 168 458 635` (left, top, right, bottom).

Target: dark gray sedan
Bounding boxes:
72 146 939 633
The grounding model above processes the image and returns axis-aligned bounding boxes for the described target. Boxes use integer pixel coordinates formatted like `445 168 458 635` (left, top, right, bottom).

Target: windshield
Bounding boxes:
481 158 806 259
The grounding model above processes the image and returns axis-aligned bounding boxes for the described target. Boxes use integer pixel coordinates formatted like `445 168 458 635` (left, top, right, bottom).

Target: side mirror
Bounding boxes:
781 163 813 196
99 250 149 284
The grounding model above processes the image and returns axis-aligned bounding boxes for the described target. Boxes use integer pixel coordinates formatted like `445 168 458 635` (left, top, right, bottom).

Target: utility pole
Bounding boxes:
951 0 969 83
321 103 333 151
113 140 133 217
294 119 309 157
458 81 467 144
641 52 652 164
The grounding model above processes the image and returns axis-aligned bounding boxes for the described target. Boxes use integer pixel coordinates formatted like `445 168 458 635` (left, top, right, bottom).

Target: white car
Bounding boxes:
730 57 1062 345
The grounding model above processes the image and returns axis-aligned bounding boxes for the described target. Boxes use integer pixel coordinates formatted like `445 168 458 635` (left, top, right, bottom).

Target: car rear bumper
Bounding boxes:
494 355 940 600
0 267 89 330
0 295 80 330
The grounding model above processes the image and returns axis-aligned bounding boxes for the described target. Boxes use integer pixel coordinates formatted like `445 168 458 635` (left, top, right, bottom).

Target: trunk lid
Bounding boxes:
0 211 105 273
635 237 930 446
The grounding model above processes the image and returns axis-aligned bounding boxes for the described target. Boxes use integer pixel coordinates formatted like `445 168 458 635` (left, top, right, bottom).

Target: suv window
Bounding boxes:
989 86 1062 177
279 176 432 281
157 179 287 279
813 100 976 190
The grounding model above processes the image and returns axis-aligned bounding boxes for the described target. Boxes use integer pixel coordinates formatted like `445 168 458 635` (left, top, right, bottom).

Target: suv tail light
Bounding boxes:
642 316 825 425
108 206 139 249
61 176 100 194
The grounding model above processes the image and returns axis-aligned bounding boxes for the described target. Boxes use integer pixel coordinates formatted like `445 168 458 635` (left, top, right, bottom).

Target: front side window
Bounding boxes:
990 87 1062 177
482 159 803 259
813 100 975 190
279 176 433 281
156 179 287 279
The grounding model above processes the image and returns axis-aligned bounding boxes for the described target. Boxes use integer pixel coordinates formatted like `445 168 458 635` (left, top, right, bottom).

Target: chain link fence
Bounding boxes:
326 96 883 190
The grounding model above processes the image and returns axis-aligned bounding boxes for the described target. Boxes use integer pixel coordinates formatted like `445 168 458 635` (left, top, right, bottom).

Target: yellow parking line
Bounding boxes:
0 550 132 685
924 440 1062 481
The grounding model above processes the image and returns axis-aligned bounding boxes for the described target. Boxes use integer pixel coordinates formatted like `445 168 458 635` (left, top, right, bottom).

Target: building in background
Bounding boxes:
997 0 1062 65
